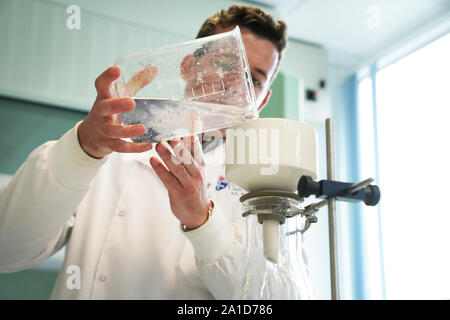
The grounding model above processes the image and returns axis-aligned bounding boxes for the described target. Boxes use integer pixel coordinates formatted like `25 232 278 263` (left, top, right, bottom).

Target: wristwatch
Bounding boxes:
181 201 214 232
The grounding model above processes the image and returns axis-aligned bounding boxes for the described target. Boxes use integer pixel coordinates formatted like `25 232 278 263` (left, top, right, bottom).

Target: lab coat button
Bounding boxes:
99 275 106 282
118 210 125 217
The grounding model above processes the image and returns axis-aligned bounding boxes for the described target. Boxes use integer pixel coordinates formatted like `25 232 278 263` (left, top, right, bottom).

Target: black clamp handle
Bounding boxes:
298 175 380 206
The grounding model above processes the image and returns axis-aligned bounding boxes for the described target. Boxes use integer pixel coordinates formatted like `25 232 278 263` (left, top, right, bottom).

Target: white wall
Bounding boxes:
0 0 234 111
280 40 332 124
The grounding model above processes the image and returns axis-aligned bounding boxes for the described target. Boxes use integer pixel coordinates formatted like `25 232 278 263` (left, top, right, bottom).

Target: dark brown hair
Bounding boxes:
197 5 287 80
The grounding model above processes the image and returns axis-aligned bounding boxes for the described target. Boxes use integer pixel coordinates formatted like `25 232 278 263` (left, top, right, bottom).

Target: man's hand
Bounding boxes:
150 136 212 229
78 65 156 159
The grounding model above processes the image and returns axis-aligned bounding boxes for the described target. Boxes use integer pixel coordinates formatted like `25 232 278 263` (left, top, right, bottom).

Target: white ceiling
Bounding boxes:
245 0 450 69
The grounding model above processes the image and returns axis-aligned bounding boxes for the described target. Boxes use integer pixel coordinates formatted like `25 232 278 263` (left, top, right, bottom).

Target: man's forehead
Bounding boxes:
203 25 279 81
244 34 278 80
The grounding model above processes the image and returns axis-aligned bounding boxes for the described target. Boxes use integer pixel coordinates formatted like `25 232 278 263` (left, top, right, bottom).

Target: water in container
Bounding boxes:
114 26 257 142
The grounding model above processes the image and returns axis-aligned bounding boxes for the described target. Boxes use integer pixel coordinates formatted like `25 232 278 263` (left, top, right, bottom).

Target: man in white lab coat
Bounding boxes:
0 5 291 299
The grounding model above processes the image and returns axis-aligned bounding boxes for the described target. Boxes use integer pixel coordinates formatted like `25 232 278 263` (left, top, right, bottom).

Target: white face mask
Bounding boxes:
201 134 225 154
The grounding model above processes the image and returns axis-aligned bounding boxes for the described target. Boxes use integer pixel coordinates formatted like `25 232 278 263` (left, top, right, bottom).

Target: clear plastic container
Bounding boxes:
113 26 257 143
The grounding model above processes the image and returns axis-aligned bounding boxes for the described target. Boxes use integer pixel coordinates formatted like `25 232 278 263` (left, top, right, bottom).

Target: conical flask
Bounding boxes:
233 195 314 300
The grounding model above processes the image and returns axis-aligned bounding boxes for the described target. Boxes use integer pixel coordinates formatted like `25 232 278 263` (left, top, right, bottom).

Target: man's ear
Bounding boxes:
180 54 195 81
257 89 272 112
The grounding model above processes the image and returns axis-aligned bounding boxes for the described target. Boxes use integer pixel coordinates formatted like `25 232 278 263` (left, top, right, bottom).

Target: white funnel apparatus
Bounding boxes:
226 118 317 192
227 117 382 300
225 118 318 299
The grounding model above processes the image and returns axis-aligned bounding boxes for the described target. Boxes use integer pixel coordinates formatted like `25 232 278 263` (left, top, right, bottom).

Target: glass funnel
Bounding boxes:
233 195 314 300
113 26 257 142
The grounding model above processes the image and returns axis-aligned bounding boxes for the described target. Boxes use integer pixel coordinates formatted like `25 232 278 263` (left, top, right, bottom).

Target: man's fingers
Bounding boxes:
176 136 204 165
106 139 152 153
95 97 135 117
189 135 204 166
101 123 146 139
150 156 182 192
155 142 191 186
124 66 158 97
95 66 121 100
170 138 201 177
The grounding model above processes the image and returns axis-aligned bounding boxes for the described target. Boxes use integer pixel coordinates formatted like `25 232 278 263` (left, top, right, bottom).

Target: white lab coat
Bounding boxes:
0 122 246 299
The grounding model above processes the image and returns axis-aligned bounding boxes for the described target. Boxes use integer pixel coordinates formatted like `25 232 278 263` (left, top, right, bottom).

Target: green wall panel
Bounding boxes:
0 96 84 299
0 269 59 300
0 96 86 175
259 72 300 120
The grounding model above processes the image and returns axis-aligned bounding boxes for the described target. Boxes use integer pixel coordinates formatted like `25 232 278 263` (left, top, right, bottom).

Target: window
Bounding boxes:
357 76 384 299
358 33 450 299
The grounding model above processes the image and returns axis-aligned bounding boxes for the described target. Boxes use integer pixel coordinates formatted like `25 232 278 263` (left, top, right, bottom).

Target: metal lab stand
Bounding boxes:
326 118 339 300
297 118 381 300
